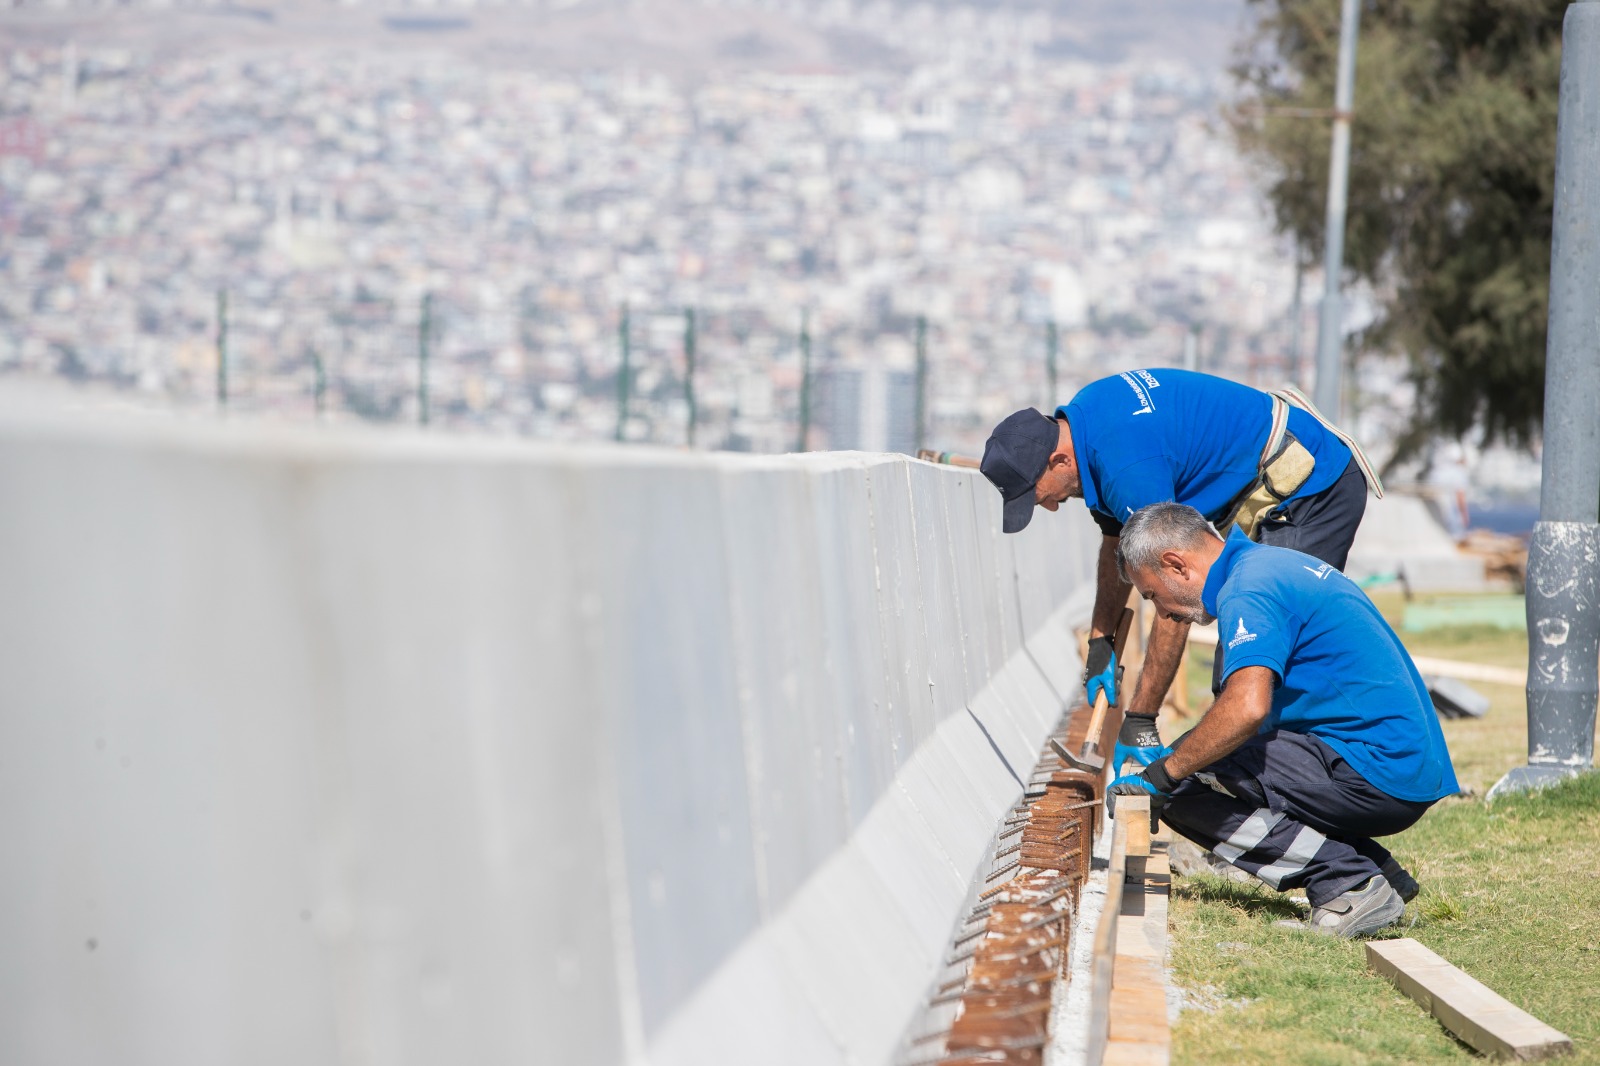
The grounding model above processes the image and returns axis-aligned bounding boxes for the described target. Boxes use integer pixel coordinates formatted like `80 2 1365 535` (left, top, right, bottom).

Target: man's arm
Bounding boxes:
1124 613 1190 719
1090 535 1129 640
1091 535 1189 719
1162 665 1276 780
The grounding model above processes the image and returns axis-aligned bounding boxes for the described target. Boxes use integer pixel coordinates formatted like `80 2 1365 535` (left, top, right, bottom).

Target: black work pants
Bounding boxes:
1255 456 1369 570
1161 730 1434 907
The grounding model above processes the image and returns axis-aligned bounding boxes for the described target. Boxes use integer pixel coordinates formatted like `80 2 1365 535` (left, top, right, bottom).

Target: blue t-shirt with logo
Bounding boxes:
1201 528 1459 803
1058 369 1351 535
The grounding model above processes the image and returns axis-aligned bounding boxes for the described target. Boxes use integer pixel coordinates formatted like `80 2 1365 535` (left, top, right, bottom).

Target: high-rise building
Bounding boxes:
819 365 916 454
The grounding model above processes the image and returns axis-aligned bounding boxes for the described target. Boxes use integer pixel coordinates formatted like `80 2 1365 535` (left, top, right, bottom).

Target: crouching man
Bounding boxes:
1108 502 1459 938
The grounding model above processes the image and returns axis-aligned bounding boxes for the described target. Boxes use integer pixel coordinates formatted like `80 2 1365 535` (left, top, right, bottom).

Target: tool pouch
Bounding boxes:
1231 433 1316 540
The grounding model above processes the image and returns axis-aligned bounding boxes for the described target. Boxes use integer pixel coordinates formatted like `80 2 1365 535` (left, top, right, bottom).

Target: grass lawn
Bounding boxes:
1164 591 1600 1065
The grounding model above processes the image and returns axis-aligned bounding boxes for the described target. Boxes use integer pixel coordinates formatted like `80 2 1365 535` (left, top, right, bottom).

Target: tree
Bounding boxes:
1230 0 1565 456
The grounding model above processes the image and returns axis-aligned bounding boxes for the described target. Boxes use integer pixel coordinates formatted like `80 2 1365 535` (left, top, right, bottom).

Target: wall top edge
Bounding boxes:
0 386 981 479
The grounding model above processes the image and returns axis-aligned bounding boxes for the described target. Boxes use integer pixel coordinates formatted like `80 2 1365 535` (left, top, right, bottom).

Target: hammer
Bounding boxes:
1051 605 1135 775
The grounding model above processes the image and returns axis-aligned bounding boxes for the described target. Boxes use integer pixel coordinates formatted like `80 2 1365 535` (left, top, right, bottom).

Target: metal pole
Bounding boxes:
615 301 630 443
418 292 432 427
215 288 228 410
1183 326 1199 372
683 306 697 447
795 309 812 452
1289 241 1305 383
309 345 327 420
914 314 928 454
1046 320 1059 404
1491 0 1600 799
1312 0 1361 421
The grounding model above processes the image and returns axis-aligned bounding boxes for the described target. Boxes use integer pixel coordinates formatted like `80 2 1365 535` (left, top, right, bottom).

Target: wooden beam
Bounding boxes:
1366 938 1572 1061
1088 804 1175 1066
1104 833 1172 1066
1121 795 1151 884
1187 625 1529 687
1085 814 1129 1066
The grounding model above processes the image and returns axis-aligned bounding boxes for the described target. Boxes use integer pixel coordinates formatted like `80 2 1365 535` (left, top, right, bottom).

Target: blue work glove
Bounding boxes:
1114 714 1173 776
1108 757 1177 829
1084 635 1117 707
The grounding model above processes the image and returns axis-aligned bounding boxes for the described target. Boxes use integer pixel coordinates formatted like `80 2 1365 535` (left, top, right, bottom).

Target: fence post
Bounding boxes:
418 292 432 427
215 288 228 410
616 302 631 443
684 307 697 447
795 309 812 453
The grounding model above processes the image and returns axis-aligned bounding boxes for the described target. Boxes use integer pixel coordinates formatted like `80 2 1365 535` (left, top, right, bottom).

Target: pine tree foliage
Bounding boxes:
1230 0 1565 450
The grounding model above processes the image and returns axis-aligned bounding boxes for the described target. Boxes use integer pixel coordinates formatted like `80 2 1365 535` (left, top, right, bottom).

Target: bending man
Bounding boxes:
979 369 1380 769
1108 502 1458 938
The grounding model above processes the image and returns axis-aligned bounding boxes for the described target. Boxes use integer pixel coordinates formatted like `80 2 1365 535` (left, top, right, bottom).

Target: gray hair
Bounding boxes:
1116 502 1219 582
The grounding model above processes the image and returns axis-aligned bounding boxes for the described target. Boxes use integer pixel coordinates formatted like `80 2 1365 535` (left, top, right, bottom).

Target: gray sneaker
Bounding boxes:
1275 876 1405 939
1381 857 1419 903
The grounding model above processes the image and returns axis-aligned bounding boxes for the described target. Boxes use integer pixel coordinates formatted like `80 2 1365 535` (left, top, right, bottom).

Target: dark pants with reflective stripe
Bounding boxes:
1161 730 1434 907
1212 458 1368 694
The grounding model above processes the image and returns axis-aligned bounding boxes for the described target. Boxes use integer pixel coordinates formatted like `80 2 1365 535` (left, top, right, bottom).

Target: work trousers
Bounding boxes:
1255 456 1369 571
1161 729 1434 907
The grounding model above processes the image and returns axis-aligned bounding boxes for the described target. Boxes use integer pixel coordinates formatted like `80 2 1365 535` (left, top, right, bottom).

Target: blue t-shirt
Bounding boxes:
1058 369 1351 535
1201 528 1460 803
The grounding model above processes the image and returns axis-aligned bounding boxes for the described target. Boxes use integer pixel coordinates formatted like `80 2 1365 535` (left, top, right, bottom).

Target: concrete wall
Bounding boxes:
0 404 1095 1066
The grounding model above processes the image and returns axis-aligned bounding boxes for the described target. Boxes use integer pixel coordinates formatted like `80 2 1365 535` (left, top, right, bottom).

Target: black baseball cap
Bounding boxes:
980 408 1061 533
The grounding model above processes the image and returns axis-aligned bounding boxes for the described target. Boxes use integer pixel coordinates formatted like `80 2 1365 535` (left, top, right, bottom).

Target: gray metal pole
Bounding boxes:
418 292 432 428
1491 0 1600 799
1289 242 1305 383
683 307 697 447
1046 320 1059 405
914 315 928 454
215 289 228 410
1312 0 1361 421
309 345 327 420
615 302 630 443
795 309 812 453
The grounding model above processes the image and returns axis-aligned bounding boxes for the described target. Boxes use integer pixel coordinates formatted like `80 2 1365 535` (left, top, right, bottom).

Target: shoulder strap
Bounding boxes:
1273 385 1385 498
1260 394 1291 467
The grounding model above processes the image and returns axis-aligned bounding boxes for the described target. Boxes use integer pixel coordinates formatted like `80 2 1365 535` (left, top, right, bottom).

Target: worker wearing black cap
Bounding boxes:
979 369 1381 771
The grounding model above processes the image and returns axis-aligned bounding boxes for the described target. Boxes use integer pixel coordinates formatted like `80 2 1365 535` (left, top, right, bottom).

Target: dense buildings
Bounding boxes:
0 9 1306 455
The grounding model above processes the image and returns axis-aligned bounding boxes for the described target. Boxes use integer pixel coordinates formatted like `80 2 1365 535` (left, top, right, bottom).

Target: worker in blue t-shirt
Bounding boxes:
1108 502 1458 938
978 370 1382 774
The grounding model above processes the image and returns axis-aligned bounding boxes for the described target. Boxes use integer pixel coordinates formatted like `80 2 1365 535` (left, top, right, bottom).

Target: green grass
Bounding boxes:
1166 594 1600 1065
1171 774 1600 1065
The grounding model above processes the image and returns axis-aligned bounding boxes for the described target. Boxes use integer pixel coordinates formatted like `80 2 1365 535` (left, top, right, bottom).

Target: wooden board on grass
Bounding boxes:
1366 938 1572 1061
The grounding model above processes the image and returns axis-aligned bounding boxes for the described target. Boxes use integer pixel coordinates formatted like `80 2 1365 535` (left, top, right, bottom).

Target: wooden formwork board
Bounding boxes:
1366 939 1572 1061
1086 794 1172 1066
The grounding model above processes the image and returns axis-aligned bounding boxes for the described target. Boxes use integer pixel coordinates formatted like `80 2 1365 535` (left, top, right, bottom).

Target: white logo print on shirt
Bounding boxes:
1227 616 1259 649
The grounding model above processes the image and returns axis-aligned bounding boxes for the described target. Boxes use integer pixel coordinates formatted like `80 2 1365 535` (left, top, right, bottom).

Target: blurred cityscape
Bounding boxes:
0 0 1526 476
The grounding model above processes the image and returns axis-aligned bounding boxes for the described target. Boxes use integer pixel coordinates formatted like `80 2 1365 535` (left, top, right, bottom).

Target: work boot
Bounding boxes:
1381 857 1419 903
1274 876 1405 939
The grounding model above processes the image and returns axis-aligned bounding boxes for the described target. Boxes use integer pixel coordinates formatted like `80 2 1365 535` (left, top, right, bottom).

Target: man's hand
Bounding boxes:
1084 635 1117 706
1113 714 1172 775
1108 757 1176 829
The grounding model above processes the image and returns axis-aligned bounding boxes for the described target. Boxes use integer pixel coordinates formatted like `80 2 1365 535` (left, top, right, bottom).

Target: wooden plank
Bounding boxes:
1104 840 1171 1066
1188 624 1528 687
1122 797 1152 857
1120 795 1150 884
1084 815 1129 1066
1408 655 1526 688
1367 939 1572 1061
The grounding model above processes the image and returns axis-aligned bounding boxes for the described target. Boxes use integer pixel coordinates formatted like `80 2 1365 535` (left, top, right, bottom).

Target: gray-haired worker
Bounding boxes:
1107 502 1458 937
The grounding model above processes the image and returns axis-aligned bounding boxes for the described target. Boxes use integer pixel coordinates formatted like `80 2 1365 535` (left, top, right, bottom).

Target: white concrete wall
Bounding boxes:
0 404 1095 1066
